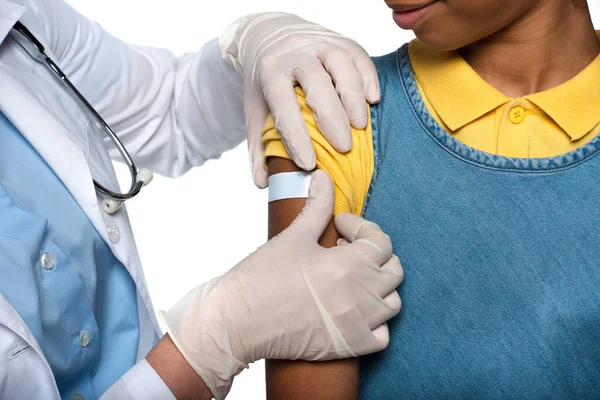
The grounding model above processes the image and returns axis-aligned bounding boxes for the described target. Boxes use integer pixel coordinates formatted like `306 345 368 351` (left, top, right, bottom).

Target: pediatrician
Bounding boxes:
0 0 404 399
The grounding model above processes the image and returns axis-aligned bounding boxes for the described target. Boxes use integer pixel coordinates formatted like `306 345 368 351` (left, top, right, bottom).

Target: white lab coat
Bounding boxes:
0 0 246 398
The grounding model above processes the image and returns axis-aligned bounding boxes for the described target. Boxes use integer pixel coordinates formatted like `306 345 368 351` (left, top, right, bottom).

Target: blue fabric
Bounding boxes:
359 45 600 399
0 111 140 399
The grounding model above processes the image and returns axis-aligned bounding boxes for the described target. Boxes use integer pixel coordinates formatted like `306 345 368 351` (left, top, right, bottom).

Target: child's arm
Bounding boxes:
265 156 360 400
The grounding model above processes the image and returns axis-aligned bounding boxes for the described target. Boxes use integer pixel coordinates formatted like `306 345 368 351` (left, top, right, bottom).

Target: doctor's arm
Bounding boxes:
36 0 380 184
36 0 244 178
96 169 402 400
100 334 212 400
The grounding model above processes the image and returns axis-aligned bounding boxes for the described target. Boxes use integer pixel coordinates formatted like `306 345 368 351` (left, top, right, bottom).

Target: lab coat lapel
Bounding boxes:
0 69 161 344
1 11 120 245
0 292 60 399
0 293 44 361
0 15 161 340
0 68 106 234
0 1 25 46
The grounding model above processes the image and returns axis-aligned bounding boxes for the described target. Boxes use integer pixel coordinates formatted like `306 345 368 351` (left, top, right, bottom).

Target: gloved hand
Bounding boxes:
220 13 381 188
160 171 402 400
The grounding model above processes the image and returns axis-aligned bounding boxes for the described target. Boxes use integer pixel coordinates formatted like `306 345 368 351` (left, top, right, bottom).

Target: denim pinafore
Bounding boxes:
359 45 600 399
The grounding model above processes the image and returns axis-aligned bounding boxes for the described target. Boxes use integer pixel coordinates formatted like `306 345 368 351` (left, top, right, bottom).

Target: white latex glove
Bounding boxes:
160 171 402 399
220 13 381 188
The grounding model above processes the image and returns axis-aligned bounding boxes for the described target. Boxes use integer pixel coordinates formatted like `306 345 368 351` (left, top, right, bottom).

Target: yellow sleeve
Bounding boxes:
262 87 374 216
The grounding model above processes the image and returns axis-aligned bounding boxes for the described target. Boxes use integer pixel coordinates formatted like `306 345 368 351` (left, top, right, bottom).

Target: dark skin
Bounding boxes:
386 0 600 96
266 0 600 398
267 156 358 400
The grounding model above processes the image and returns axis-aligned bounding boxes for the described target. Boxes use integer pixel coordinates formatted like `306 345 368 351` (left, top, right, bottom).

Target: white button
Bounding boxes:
40 253 55 270
72 395 85 400
106 222 120 244
79 330 91 347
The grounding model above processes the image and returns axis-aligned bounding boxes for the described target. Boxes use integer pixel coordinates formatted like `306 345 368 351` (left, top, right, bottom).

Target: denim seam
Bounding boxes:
363 94 382 216
395 45 600 173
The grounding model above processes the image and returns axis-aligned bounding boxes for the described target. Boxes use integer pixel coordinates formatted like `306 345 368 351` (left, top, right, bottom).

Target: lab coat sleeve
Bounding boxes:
100 359 178 400
33 0 246 178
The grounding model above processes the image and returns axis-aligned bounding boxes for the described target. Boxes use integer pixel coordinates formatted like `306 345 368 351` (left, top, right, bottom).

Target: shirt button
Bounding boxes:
72 395 85 400
509 106 526 124
79 330 91 347
106 222 120 244
40 253 55 270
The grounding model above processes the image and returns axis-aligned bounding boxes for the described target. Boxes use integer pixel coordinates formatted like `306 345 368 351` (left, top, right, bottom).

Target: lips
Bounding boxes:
386 1 437 13
387 0 438 29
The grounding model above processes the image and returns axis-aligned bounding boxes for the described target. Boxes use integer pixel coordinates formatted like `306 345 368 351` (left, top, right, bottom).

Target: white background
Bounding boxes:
63 1 600 398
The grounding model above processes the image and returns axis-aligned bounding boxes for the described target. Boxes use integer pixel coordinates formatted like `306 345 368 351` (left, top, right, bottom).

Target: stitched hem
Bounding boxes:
362 100 381 217
395 44 600 173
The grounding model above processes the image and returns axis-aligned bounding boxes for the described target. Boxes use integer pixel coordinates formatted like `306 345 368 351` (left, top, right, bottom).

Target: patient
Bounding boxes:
265 0 600 398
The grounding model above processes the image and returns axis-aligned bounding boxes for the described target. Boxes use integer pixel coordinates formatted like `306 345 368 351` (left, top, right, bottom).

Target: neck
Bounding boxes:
460 2 600 97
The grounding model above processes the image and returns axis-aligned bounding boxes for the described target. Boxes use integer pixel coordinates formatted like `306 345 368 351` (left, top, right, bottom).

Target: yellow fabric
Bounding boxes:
409 38 600 157
262 39 600 214
262 87 373 216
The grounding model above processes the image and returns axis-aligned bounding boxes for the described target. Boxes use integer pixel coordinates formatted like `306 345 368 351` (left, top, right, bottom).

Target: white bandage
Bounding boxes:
268 171 314 203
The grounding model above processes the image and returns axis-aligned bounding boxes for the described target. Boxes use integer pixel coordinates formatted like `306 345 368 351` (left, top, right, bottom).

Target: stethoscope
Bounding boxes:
8 22 153 215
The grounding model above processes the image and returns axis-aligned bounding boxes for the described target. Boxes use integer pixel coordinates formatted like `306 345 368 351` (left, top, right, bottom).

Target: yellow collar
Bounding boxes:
409 39 600 140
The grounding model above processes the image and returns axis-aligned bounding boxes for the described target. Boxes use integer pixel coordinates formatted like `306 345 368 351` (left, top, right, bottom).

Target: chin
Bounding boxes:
413 29 466 51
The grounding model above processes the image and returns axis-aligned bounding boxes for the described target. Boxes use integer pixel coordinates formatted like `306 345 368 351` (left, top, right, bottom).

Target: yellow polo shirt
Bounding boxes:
263 40 600 215
409 40 600 157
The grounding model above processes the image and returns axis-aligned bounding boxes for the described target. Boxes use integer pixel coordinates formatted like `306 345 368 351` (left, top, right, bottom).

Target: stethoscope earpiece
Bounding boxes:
136 168 154 186
101 168 154 214
102 198 122 214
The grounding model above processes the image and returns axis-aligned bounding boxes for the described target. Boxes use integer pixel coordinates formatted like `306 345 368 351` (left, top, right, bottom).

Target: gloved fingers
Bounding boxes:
250 142 268 189
367 290 402 329
260 71 316 171
244 83 271 188
369 323 390 353
318 43 369 130
342 41 381 105
334 213 393 266
336 237 350 246
352 253 402 307
378 255 404 297
288 170 335 240
294 58 352 152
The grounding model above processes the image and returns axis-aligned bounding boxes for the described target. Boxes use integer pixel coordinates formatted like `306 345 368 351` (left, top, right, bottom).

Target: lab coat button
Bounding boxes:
40 253 55 270
106 222 120 244
79 330 91 347
72 395 85 400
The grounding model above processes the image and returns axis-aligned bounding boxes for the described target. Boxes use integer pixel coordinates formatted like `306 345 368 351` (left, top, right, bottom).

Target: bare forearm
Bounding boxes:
267 359 359 400
266 157 359 400
146 334 214 400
